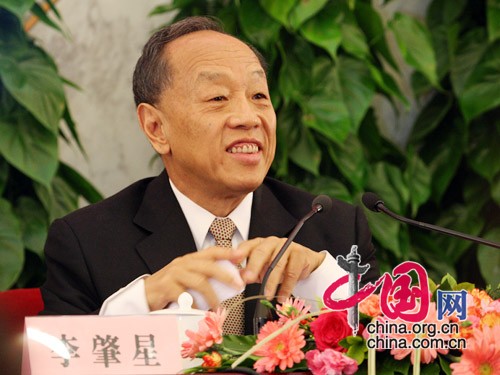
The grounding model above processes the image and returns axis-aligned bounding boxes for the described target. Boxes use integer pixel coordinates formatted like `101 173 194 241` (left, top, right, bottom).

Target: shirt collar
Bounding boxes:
169 179 252 250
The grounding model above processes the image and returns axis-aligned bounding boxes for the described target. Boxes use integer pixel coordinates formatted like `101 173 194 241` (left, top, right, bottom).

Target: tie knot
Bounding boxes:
209 217 236 248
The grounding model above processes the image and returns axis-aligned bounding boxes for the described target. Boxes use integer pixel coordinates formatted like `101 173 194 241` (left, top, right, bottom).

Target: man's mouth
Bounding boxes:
227 143 260 154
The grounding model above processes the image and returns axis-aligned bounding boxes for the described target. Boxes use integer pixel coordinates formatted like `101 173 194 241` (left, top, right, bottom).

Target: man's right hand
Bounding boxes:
143 246 246 311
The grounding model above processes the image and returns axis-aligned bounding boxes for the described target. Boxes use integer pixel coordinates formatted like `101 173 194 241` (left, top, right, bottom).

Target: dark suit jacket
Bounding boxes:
41 171 378 334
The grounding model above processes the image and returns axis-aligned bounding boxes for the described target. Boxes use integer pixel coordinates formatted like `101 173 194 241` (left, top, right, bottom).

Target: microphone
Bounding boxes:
362 192 500 249
253 195 332 334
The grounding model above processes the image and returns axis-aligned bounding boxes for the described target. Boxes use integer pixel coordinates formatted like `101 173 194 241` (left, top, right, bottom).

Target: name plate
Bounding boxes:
22 315 183 374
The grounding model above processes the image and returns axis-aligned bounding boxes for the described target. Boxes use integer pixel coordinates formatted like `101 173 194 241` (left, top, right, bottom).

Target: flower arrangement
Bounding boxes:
181 274 499 374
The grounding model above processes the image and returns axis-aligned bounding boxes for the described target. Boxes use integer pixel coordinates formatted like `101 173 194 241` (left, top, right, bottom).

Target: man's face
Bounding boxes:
156 31 276 202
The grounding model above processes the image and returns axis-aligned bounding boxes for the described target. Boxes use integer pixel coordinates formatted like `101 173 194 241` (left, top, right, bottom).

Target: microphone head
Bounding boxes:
362 192 384 212
312 195 333 213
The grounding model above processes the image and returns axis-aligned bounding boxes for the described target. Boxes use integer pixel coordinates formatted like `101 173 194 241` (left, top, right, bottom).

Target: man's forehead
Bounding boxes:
167 30 249 55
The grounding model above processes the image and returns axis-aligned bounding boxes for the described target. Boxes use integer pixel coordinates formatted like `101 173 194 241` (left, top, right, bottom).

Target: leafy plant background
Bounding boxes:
150 0 500 287
0 0 498 291
0 0 102 290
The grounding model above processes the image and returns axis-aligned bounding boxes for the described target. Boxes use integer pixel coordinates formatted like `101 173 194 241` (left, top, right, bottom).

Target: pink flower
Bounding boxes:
305 349 358 375
310 310 352 352
253 321 306 373
276 297 311 324
450 324 500 375
390 302 450 364
359 294 381 317
181 308 226 358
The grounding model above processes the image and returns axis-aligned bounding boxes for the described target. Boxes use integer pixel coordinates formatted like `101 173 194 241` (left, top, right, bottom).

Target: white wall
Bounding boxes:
33 0 171 198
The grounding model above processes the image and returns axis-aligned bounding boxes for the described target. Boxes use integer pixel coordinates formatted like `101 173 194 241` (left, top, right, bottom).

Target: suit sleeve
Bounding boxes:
40 218 101 315
355 205 380 284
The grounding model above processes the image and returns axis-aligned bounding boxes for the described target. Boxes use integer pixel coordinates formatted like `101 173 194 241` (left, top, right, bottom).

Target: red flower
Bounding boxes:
310 310 352 352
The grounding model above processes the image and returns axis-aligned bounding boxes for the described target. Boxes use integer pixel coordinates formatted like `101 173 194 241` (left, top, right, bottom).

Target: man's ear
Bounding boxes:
137 103 170 155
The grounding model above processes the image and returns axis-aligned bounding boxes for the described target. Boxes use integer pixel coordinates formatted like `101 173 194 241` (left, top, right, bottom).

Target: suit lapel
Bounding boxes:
133 171 197 274
131 173 299 334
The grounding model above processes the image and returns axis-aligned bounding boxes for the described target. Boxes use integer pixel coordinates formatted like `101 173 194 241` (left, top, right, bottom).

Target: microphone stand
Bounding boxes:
253 195 332 334
363 193 500 249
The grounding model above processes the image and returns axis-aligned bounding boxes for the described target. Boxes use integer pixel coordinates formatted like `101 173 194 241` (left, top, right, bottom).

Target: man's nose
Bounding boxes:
226 99 261 129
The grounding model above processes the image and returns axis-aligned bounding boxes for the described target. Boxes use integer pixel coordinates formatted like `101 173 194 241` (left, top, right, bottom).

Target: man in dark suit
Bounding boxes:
41 16 378 334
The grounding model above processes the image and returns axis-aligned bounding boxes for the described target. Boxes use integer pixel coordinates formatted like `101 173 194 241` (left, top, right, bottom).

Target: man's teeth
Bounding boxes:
229 144 259 154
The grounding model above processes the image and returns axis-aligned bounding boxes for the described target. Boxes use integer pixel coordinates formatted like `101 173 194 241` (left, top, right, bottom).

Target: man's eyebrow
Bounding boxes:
195 71 227 82
251 69 265 78
195 69 266 83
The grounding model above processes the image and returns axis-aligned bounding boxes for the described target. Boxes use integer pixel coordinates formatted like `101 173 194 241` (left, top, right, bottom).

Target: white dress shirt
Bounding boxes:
100 180 348 315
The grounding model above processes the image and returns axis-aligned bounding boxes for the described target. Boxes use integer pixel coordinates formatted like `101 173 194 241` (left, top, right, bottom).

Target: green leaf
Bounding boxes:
455 282 475 292
458 41 500 122
0 111 58 186
301 176 352 203
278 40 314 103
420 119 466 202
355 2 399 71
238 0 281 50
492 171 500 205
58 162 103 204
389 13 439 88
450 29 488 98
0 157 8 195
440 274 458 290
436 204 485 263
488 0 500 42
0 0 35 20
477 227 500 285
411 231 457 282
379 354 411 375
368 64 408 106
337 57 375 131
0 46 65 134
367 162 407 214
328 134 367 191
14 197 48 257
61 105 86 157
34 176 78 222
300 2 342 60
421 362 441 375
364 204 402 259
426 0 467 30
303 97 350 142
409 93 453 144
45 0 62 20
289 0 329 30
304 57 374 141
0 198 24 291
289 126 321 176
438 354 452 375
259 0 297 27
222 334 257 355
404 151 431 217
344 336 367 365
148 3 179 16
358 109 404 162
341 22 371 61
467 119 500 182
30 2 63 34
